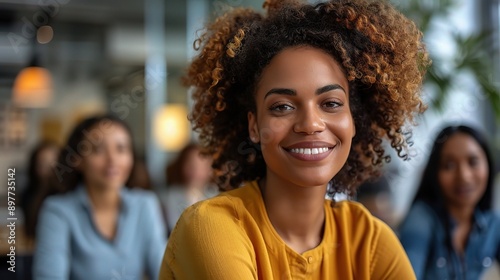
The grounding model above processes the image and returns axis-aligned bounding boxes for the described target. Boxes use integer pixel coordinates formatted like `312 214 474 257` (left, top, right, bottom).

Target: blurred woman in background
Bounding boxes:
33 115 166 280
399 125 500 280
160 143 217 234
20 141 60 246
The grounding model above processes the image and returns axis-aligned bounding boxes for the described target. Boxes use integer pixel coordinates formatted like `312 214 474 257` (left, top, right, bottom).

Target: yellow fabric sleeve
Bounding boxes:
369 219 416 279
160 196 257 280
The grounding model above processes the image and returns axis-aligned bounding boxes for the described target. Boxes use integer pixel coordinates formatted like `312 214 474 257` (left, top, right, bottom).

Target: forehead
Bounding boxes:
256 46 348 89
441 133 485 158
87 122 131 142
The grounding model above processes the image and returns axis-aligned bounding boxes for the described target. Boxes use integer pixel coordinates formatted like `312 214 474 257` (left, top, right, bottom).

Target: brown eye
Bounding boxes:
321 100 342 110
116 143 129 153
469 157 479 167
93 145 104 154
269 103 294 112
441 161 455 171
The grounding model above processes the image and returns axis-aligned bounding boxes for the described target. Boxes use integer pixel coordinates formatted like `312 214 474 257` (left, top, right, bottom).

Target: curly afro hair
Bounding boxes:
185 0 430 198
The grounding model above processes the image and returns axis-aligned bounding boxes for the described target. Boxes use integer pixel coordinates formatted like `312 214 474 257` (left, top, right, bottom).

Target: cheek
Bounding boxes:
83 155 104 170
120 152 134 172
438 170 454 192
259 117 289 145
79 156 101 178
327 113 355 140
476 165 489 188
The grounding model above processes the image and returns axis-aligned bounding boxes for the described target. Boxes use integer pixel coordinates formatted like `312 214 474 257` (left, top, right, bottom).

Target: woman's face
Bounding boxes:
183 149 212 187
36 146 59 178
438 132 489 209
248 46 355 188
79 122 134 191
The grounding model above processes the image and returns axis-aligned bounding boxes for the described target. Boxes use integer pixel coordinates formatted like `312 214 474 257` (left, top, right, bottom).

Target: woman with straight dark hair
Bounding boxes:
399 125 500 280
33 115 166 280
20 141 60 244
161 143 216 233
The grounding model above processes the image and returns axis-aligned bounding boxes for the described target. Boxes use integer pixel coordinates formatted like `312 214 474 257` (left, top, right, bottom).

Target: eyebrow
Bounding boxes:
264 84 346 99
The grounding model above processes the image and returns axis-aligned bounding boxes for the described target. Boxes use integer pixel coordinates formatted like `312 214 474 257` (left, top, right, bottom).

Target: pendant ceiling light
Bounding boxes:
12 24 54 108
12 64 53 108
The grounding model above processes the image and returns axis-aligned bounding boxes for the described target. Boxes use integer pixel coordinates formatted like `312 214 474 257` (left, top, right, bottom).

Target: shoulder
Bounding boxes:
331 200 392 236
331 200 377 224
332 200 370 214
166 194 249 260
169 187 253 238
479 210 500 230
164 187 258 279
122 188 164 223
330 201 411 265
38 191 82 224
399 200 439 231
123 188 160 207
180 193 242 225
40 191 78 212
182 182 256 220
407 200 436 219
483 210 500 222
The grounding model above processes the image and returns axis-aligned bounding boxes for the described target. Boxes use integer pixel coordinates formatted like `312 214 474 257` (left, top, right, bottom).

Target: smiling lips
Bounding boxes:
283 142 335 161
289 147 330 155
453 186 475 197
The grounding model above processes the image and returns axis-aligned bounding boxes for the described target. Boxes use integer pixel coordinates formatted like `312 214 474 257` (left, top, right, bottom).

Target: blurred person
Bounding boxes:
128 157 153 191
355 174 396 228
33 115 166 280
159 143 217 234
159 0 430 278
399 125 500 280
20 141 60 246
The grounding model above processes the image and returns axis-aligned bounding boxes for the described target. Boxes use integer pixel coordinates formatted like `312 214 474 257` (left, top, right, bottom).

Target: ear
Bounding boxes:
247 111 260 143
351 117 356 138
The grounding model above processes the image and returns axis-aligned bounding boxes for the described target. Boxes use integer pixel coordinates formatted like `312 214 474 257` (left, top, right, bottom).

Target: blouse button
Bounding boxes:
482 257 492 268
307 256 313 263
436 257 447 268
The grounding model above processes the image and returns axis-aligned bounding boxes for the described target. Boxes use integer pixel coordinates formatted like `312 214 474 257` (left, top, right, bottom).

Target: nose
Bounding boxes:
293 104 326 134
457 163 473 184
104 148 120 166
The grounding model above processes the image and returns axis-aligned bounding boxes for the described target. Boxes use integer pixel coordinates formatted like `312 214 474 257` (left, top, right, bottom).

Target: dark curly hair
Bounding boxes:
185 0 430 197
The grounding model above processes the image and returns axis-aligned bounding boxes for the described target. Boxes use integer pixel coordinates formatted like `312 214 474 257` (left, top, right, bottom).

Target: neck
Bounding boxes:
446 204 474 225
186 181 206 191
86 184 121 211
260 172 326 253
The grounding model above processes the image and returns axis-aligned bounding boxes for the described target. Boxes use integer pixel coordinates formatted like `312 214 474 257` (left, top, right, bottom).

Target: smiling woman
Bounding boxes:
33 115 166 280
160 0 430 279
248 47 355 192
398 125 499 280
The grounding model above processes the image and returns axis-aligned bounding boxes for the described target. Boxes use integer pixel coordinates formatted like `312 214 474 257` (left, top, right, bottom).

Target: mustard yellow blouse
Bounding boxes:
160 181 415 279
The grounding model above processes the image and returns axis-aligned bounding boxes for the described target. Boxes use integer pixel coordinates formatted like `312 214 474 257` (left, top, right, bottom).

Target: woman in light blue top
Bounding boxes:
34 115 166 280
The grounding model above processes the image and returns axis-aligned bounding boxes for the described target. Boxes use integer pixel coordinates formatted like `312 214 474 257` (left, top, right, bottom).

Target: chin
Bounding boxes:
289 175 332 189
100 181 125 190
451 199 479 209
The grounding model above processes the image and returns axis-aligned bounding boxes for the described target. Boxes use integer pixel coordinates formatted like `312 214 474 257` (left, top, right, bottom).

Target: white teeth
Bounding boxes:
289 147 330 155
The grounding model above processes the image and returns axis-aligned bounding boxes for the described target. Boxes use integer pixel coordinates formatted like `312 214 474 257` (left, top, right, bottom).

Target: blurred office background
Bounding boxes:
0 0 499 278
